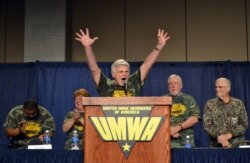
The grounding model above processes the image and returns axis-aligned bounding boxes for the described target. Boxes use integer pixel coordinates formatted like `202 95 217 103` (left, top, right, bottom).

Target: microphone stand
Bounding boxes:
121 78 127 96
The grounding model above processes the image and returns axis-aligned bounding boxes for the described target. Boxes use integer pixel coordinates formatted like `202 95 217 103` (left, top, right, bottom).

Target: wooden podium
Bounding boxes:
82 96 172 163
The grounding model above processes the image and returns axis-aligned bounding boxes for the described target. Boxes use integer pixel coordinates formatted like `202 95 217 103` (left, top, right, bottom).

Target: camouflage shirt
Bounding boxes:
97 70 143 97
3 105 55 149
165 92 200 148
203 97 248 148
63 111 84 149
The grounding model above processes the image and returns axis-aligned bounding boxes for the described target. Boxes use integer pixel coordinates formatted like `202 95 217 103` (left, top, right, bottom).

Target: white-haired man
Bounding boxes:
165 74 200 148
75 28 170 97
203 77 248 148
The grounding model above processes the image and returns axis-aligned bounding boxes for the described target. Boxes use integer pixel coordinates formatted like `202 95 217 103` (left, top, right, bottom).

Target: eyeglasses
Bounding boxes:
23 112 37 118
215 85 228 89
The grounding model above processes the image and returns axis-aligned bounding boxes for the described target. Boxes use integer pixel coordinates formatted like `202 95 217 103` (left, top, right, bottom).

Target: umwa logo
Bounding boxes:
89 105 165 158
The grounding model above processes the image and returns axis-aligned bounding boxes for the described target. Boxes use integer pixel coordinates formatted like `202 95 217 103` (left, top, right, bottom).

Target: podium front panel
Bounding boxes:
83 97 171 163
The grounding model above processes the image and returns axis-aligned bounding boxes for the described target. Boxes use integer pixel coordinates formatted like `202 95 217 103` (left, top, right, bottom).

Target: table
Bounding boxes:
0 148 249 163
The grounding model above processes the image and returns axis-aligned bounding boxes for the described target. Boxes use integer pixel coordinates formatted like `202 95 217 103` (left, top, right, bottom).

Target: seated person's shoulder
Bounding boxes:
8 105 23 114
231 97 244 103
181 93 196 101
37 105 53 116
205 98 219 110
38 105 47 111
206 98 217 104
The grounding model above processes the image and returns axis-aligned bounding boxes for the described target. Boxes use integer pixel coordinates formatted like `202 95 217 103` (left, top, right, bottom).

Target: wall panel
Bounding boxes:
186 0 247 61
0 0 24 63
0 0 7 62
71 0 125 62
126 0 186 62
247 0 250 60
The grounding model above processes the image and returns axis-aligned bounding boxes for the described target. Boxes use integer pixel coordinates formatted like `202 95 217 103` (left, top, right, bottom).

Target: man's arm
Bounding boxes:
171 116 198 138
230 101 249 137
179 116 199 130
4 108 23 137
75 28 101 86
140 28 170 81
217 133 232 148
5 127 21 137
4 119 27 137
218 101 249 148
203 103 221 138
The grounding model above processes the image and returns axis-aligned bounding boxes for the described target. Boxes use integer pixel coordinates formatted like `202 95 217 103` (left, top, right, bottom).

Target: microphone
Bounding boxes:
121 78 127 95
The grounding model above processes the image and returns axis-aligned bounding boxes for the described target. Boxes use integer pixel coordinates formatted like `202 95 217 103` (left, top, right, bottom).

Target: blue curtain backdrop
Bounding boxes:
0 61 250 149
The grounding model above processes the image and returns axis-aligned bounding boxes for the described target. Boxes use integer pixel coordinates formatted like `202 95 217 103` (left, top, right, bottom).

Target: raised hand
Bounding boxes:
75 28 99 47
156 28 170 50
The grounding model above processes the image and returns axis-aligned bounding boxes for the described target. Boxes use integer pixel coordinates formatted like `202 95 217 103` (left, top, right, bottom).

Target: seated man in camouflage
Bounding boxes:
164 74 200 148
3 99 55 149
203 77 248 148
